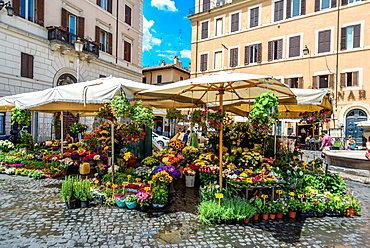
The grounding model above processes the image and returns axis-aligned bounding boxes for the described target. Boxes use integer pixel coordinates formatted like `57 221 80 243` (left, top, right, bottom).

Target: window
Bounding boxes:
312 74 334 89
342 0 360 5
157 75 162 84
125 5 132 26
215 18 223 36
230 13 239 32
100 30 107 52
20 0 34 22
318 30 331 53
100 0 108 10
216 0 225 7
124 40 132 62
340 71 359 87
21 53 34 79
57 74 76 86
98 0 112 13
289 35 300 58
201 21 209 39
203 0 210 11
214 51 222 69
0 113 5 135
285 77 303 88
287 0 306 18
180 77 183 81
200 54 208 71
143 77 147 84
315 0 336 11
229 48 239 67
268 39 283 61
249 7 259 28
96 26 112 54
62 9 85 39
341 24 360 50
274 0 284 22
244 44 262 64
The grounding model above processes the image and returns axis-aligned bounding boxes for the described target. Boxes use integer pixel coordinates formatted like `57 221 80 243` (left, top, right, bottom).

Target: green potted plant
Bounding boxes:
151 186 168 208
249 196 263 220
197 200 222 225
61 176 75 209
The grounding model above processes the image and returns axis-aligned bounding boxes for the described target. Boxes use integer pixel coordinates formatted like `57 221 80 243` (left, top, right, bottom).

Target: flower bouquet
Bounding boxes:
136 190 153 207
153 164 181 179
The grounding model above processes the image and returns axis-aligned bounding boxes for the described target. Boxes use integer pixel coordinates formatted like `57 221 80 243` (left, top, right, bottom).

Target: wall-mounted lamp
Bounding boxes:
303 45 309 55
0 1 14 16
74 37 84 82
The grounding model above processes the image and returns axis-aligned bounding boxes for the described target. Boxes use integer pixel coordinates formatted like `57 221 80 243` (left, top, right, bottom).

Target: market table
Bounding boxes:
227 183 279 201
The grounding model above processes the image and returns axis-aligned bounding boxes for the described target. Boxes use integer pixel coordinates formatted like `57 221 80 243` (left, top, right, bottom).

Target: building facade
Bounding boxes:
0 0 143 140
189 0 370 145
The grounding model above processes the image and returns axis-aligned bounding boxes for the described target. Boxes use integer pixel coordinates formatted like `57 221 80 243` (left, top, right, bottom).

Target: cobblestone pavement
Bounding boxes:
1 174 370 248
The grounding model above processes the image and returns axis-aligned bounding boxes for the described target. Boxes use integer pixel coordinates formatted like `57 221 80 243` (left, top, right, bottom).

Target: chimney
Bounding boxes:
174 56 179 65
161 60 166 66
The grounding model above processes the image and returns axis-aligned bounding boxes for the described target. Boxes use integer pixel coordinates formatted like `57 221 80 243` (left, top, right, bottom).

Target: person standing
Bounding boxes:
346 135 356 150
319 130 331 152
365 136 370 160
183 130 190 144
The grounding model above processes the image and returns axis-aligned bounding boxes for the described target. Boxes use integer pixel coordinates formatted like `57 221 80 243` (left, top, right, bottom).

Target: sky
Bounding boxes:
142 0 194 69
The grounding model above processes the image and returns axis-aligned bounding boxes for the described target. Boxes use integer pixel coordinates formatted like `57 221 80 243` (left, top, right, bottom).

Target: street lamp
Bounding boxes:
0 0 14 16
74 37 84 82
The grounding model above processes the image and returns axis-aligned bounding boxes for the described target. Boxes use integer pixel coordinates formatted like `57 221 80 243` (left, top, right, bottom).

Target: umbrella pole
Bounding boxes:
219 90 224 188
111 121 115 184
61 112 64 154
273 122 277 159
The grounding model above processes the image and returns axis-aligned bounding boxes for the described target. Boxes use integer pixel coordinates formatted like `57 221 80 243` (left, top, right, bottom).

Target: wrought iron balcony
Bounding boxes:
47 26 99 56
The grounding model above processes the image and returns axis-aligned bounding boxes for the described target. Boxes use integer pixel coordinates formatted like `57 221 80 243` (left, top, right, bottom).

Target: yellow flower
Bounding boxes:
127 175 131 178
148 181 153 185
289 192 295 196
293 156 297 160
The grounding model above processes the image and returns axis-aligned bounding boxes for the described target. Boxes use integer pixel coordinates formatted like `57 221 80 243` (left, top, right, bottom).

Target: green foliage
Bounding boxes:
74 180 92 201
197 200 222 225
11 107 31 126
249 92 279 132
141 157 160 167
166 108 183 120
130 101 154 127
61 176 81 202
17 133 34 150
111 95 131 118
190 109 202 124
302 173 347 196
151 186 168 205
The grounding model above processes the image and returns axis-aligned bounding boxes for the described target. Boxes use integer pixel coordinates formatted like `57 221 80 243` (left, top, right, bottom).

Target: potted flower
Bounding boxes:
275 198 290 218
114 193 126 208
74 180 92 208
124 194 138 209
70 123 89 134
249 196 263 220
60 176 75 209
183 166 196 187
151 187 168 208
287 197 300 218
136 190 153 211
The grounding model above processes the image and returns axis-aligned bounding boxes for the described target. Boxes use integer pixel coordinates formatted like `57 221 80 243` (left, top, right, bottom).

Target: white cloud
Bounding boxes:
143 17 162 51
180 49 191 59
151 0 178 12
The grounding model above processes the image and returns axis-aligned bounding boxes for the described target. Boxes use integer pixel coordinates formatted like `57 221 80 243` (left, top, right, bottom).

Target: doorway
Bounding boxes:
345 109 367 147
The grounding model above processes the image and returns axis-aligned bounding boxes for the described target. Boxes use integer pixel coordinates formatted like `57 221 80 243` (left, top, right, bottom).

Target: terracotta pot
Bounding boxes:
346 208 356 216
288 211 297 218
253 214 259 220
128 158 136 167
276 212 284 219
269 213 276 220
244 218 250 224
262 213 269 220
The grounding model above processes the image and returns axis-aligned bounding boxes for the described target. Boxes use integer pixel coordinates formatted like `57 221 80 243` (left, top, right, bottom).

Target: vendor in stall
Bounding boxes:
65 133 75 144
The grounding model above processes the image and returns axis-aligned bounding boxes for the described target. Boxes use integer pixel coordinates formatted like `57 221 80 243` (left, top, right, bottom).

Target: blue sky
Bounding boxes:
143 0 193 69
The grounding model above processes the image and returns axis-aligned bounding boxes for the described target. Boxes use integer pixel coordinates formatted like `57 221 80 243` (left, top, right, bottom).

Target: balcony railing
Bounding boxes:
189 0 241 15
47 26 99 56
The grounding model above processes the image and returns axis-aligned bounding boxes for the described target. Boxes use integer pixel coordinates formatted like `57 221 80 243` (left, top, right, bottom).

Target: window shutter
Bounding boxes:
230 48 238 67
107 32 113 54
21 53 27 78
244 46 249 65
250 7 259 27
284 78 289 86
277 39 283 59
29 55 34 79
61 8 68 29
125 5 132 26
314 0 320 11
124 41 131 62
328 74 334 89
353 24 361 48
231 13 239 32
200 54 208 71
331 0 337 8
353 71 359 87
340 73 346 87
268 41 273 61
340 27 347 50
108 0 113 13
286 0 291 19
97 0 101 6
312 76 318 89
257 43 262 63
341 0 348 6
301 0 306 15
201 22 208 39
35 0 45 26
325 30 331 52
203 0 210 11
274 2 279 22
13 0 20 16
298 77 304 88
289 36 300 57
95 26 100 49
77 17 85 39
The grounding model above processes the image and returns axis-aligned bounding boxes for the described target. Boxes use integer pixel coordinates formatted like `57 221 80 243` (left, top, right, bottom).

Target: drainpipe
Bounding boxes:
334 2 340 128
115 0 119 64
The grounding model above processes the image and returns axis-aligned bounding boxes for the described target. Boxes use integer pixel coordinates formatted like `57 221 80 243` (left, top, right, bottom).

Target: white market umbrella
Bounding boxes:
137 71 296 187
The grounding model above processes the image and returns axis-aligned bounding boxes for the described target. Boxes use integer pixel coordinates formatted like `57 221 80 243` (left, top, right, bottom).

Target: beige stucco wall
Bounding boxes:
143 67 190 84
189 0 370 127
